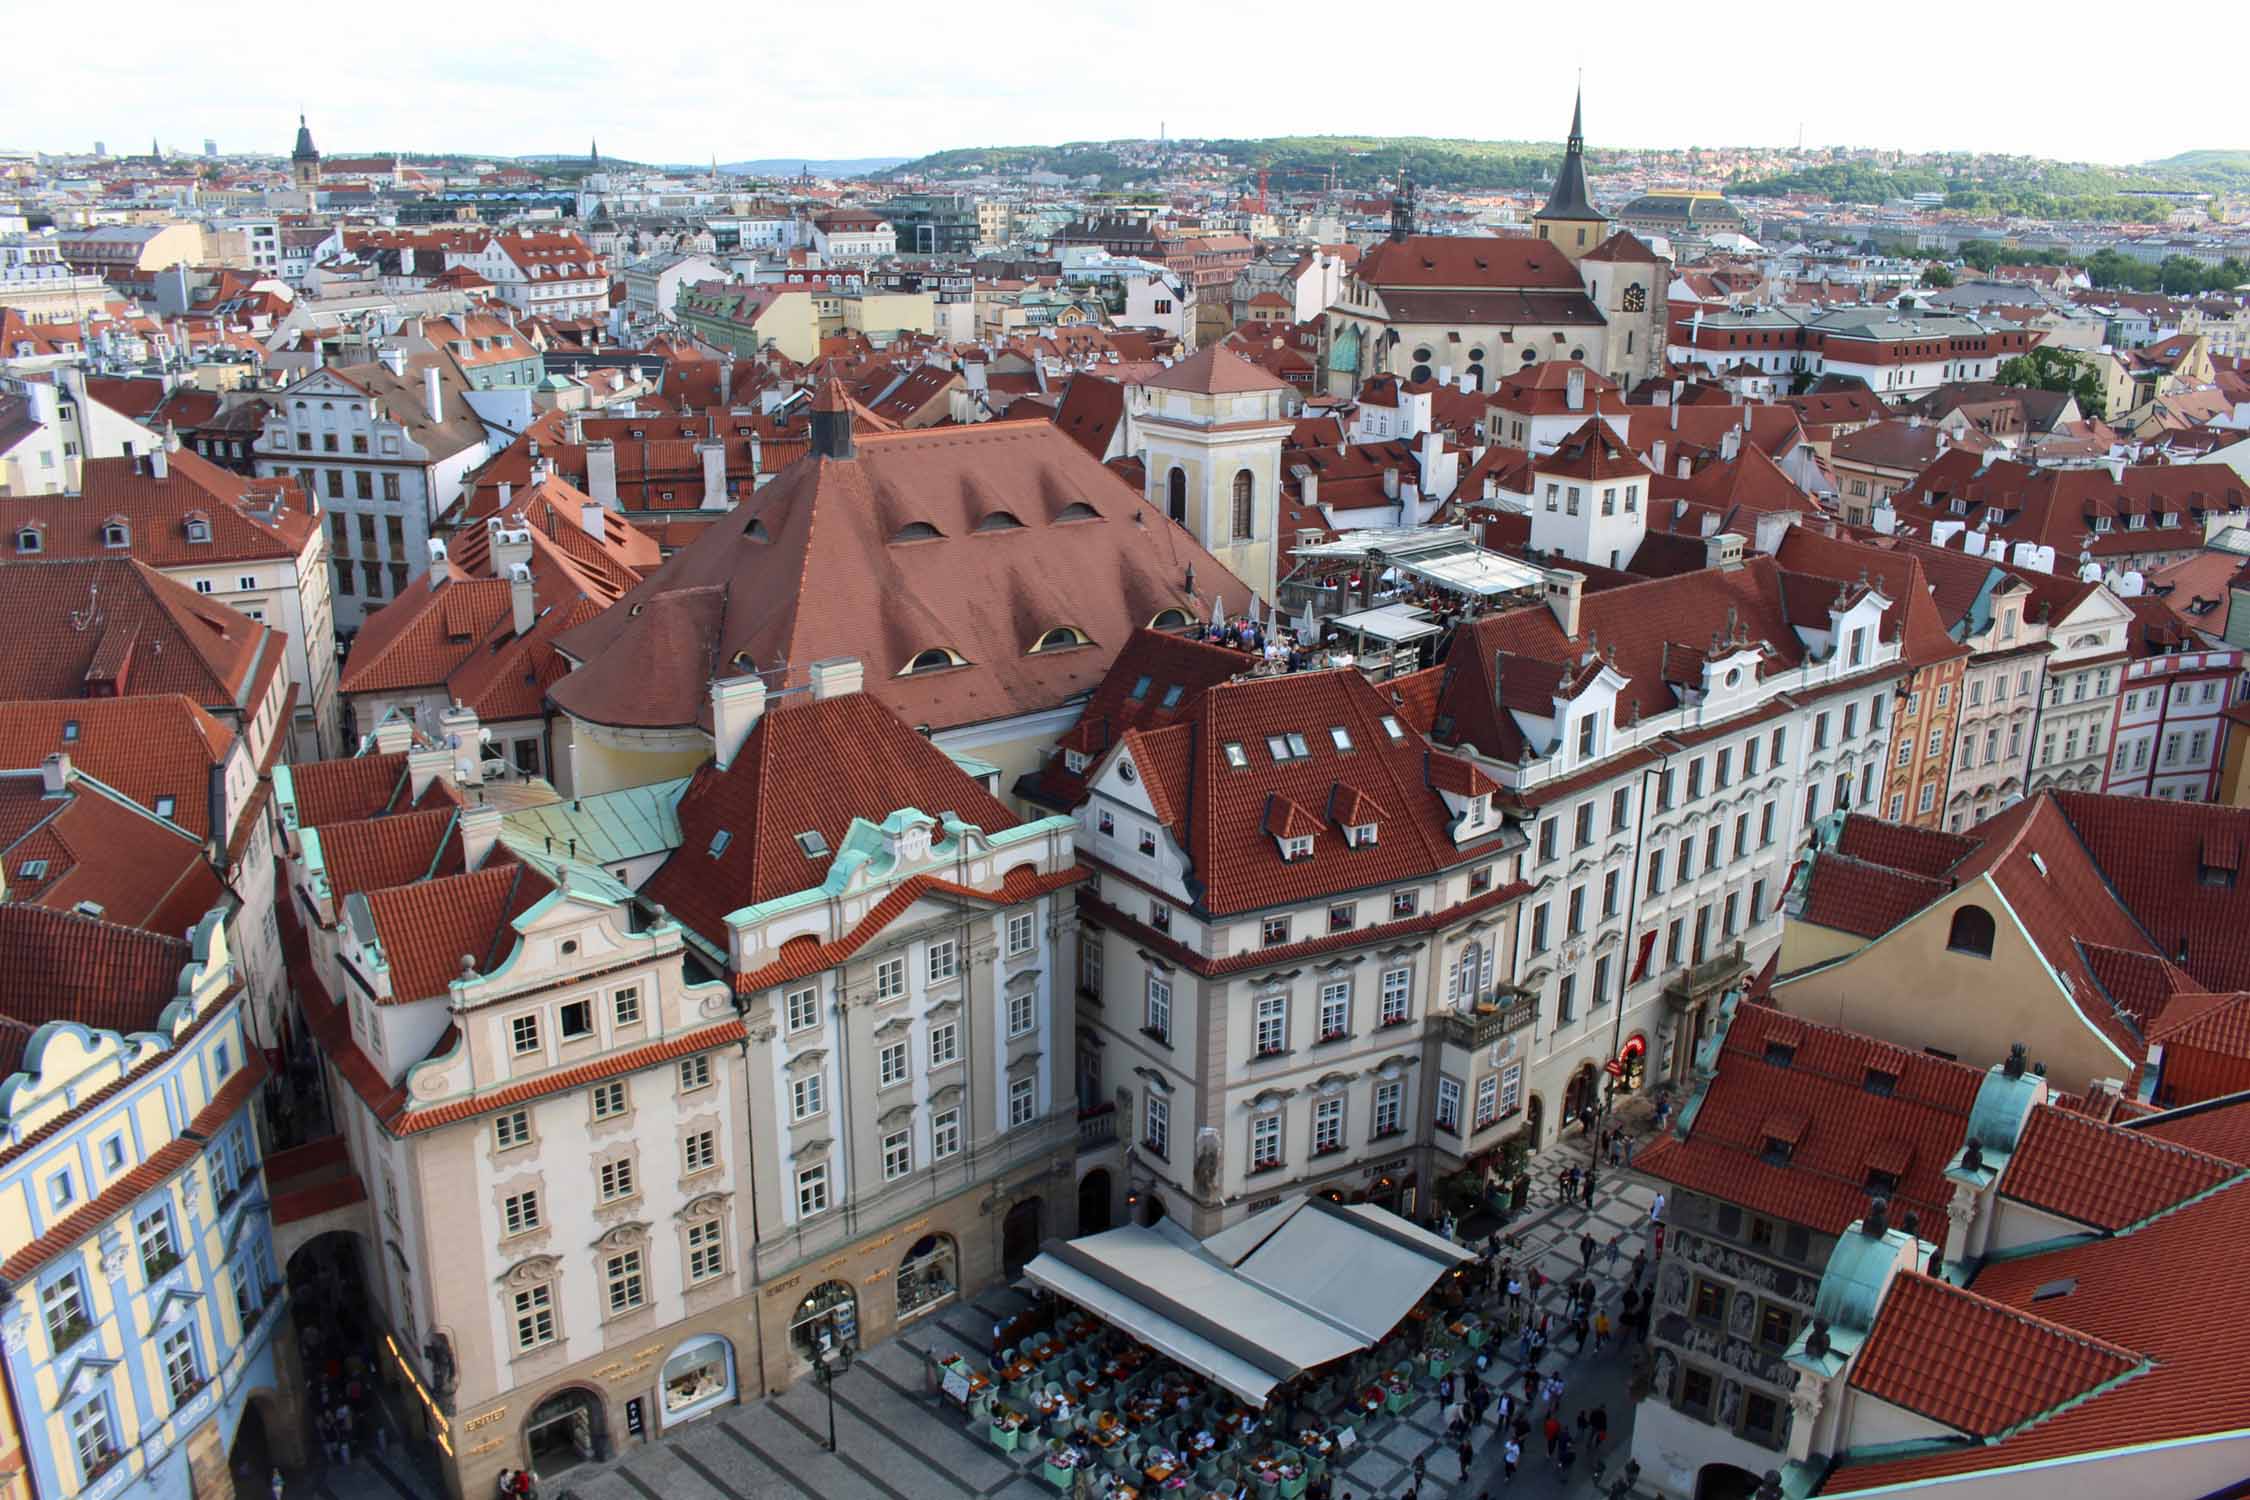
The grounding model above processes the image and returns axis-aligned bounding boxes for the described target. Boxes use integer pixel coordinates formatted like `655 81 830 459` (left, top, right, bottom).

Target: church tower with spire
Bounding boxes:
1532 88 1608 261
291 114 320 192
1389 165 1415 243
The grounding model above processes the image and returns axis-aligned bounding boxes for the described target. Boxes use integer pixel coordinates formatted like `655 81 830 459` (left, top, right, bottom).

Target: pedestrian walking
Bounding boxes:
1650 1191 1668 1225
1542 1414 1561 1458
1630 1248 1647 1285
1457 1436 1474 1477
1582 1170 1599 1207
1595 1310 1613 1349
1554 1430 1576 1476
1624 1134 1638 1166
1578 1232 1596 1270
1605 1231 1624 1269
1502 1438 1520 1483
1593 1404 1610 1449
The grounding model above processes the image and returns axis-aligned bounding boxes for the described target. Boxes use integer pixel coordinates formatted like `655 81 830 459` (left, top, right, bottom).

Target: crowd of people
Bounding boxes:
287 1239 399 1478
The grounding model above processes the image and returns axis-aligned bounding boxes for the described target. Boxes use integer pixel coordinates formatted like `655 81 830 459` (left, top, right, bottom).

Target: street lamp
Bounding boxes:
810 1331 857 1452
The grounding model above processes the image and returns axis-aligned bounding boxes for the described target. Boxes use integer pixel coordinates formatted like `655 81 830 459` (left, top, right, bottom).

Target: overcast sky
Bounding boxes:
12 2 2235 169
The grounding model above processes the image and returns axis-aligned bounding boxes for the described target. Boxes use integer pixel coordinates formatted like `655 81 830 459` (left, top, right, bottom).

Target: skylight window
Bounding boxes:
1380 715 1405 742
1764 1041 1796 1068
1331 726 1354 752
708 830 733 858
794 830 830 858
1223 743 1248 769
18 859 48 881
1160 684 1184 709
1129 675 1153 701
154 795 177 820
62 721 80 743
1266 733 1312 763
2031 1277 2078 1302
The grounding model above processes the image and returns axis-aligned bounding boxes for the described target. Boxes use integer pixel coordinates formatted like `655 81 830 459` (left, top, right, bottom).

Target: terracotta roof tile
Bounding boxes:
362 856 552 1004
1849 1272 2143 1437
642 691 1022 951
0 557 276 711
0 905 192 1071
288 752 415 828
0 695 235 840
1637 1002 1984 1236
1999 1102 2240 1230
0 450 317 568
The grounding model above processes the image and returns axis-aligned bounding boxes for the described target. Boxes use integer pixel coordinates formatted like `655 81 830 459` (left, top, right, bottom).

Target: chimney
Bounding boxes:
41 752 71 796
1670 398 1680 431
810 378 854 459
808 657 864 700
698 440 728 508
580 500 606 538
1653 384 1670 409
424 364 443 425
710 672 768 770
1566 366 1586 412
427 536 449 567
458 801 504 868
1721 426 1742 463
584 439 619 507
1652 439 1667 473
1705 531 1747 571
1300 470 1318 512
507 561 535 635
437 701 483 786
377 345 406 377
1383 466 1401 500
497 481 513 511
1543 569 1585 639
149 443 169 481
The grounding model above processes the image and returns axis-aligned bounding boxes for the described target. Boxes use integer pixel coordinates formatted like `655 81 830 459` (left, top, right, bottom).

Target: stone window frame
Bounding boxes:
500 1255 564 1357
594 1141 644 1207
678 1192 731 1287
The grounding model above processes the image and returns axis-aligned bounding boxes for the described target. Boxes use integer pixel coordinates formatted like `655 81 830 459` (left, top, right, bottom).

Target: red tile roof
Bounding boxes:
287 752 416 828
547 421 1249 738
0 695 235 840
316 806 464 898
1635 1001 1985 1236
0 557 277 713
0 905 192 1077
361 854 552 1004
1051 374 1126 461
1096 666 1506 917
1355 236 1584 292
1848 1272 2143 1438
2132 1094 2250 1167
0 450 316 568
1137 344 1292 396
1822 1171 2250 1491
1998 1102 2239 1230
0 772 223 936
641 690 1023 950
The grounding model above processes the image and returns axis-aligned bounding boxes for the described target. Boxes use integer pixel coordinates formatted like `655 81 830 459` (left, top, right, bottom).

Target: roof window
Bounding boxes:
1379 715 1405 741
154 795 176 820
62 720 80 742
1267 733 1310 763
1223 743 1248 769
1764 1041 1796 1068
1863 1067 1898 1097
974 511 1026 532
1330 726 1354 752
1159 684 1185 709
889 521 942 542
2031 1277 2078 1302
794 830 830 858
17 859 48 882
1128 675 1153 701
708 830 733 858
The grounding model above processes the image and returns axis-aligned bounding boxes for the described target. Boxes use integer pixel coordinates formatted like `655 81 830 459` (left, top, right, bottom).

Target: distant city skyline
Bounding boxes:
10 4 2240 169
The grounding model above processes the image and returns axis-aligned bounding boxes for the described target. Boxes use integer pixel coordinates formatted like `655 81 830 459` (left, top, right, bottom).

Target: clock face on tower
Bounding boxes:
1623 283 1647 313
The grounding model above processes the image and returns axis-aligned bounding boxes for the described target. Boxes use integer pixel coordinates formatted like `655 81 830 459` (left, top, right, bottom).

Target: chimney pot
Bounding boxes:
808 657 864 700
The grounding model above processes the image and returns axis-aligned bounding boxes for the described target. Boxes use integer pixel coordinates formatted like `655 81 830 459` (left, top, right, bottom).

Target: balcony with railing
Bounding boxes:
1662 942 1754 1013
1434 987 1540 1052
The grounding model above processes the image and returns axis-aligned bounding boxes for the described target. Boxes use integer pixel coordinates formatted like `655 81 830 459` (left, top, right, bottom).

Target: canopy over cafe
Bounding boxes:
937 1196 1479 1495
1277 526 1547 677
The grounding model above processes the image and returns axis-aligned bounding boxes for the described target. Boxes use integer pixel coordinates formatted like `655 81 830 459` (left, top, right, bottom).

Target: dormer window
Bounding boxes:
184 513 212 543
2163 511 2180 527
2093 516 2111 533
13 526 40 554
1282 835 1313 861
905 647 963 674
1063 749 1089 774
1348 822 1379 846
1032 626 1087 652
101 518 130 548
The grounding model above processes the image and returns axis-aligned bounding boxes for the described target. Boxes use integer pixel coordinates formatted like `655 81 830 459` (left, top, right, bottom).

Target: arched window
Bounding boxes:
1166 466 1187 525
1946 904 1995 958
1150 608 1191 630
896 1234 957 1320
1409 364 1433 383
788 1280 857 1362
1032 626 1086 652
906 648 959 674
1230 469 1254 542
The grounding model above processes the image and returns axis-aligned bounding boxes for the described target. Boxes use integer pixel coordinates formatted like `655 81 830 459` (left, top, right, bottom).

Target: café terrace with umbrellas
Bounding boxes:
933 1196 1484 1498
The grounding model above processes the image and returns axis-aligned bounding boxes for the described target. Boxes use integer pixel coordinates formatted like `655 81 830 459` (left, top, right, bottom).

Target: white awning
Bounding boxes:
1328 603 1444 645
1288 525 1546 600
1019 1197 1471 1407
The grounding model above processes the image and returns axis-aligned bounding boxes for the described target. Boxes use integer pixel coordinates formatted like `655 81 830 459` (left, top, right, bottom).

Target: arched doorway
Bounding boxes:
1562 1063 1600 1132
1694 1462 1764 1500
1002 1197 1043 1273
1078 1169 1114 1235
1139 1191 1168 1227
524 1386 606 1474
789 1281 859 1364
897 1234 958 1322
1166 467 1188 525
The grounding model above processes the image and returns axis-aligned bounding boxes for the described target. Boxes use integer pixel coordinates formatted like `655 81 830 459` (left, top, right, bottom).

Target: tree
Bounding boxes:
1998 346 2105 420
2159 256 2213 296
1920 264 1957 288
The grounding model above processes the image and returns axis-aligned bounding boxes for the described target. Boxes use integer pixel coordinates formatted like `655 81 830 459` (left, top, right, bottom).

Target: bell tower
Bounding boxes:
291 114 320 192
1533 88 1609 261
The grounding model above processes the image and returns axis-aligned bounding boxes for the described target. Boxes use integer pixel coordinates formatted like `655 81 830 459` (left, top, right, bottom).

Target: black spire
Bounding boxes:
1536 86 1604 224
292 114 318 162
1389 165 1415 243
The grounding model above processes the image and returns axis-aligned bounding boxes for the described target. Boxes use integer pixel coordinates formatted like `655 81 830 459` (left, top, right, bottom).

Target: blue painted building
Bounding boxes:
0 904 282 1500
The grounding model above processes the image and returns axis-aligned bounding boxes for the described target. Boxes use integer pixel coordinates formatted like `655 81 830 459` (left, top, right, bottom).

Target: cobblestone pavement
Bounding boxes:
301 1114 1670 1500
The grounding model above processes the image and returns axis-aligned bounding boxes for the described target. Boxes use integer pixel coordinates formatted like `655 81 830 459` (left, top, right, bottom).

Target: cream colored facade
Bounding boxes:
1133 378 1292 604
1944 582 2051 830
837 290 935 342
1777 876 2134 1091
